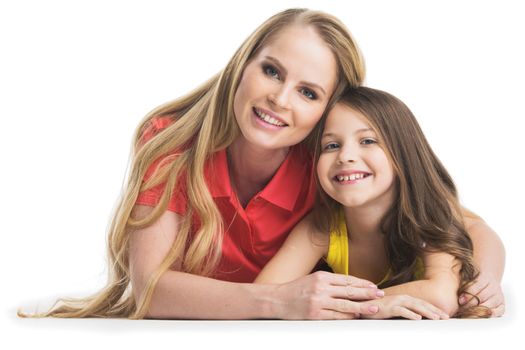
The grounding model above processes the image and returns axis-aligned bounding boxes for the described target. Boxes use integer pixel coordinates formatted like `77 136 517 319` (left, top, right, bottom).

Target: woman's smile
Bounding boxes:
232 25 337 150
252 106 288 129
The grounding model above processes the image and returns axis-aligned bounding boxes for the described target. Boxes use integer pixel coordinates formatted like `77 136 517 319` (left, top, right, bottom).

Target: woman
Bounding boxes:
29 8 504 320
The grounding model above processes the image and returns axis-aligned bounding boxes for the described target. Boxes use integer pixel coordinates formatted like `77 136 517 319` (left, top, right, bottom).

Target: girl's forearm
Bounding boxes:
383 277 459 316
145 270 279 319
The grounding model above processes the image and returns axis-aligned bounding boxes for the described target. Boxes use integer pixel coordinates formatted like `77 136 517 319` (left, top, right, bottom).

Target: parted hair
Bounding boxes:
311 87 491 318
19 8 365 319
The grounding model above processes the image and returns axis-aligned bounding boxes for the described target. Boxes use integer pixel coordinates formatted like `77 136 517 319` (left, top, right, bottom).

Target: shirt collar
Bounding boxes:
206 145 313 212
259 145 312 211
207 149 232 198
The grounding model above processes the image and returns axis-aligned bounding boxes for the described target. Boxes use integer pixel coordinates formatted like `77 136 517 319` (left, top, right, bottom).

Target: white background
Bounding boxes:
1 0 523 349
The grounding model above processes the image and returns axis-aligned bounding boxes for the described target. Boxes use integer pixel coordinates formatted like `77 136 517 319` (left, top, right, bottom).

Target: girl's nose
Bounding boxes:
336 146 356 164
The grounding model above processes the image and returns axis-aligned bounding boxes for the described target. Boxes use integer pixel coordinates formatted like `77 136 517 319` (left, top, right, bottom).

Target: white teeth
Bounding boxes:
255 108 285 126
336 173 367 182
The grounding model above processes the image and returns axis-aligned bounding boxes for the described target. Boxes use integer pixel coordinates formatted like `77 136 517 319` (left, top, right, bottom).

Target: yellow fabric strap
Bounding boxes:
325 209 424 283
326 210 349 275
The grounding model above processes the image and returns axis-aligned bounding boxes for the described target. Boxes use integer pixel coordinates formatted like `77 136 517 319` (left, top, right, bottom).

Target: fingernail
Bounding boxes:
369 305 379 313
459 296 466 305
368 283 377 288
376 290 385 297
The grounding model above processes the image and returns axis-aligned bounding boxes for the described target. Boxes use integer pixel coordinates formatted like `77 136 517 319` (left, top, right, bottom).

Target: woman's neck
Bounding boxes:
227 137 290 207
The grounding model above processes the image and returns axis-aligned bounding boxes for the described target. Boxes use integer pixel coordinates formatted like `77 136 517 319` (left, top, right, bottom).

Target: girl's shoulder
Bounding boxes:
299 213 330 249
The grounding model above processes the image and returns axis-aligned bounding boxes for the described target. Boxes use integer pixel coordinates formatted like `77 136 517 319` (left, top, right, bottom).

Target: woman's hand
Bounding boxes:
461 215 505 317
271 271 383 320
360 295 449 320
458 272 505 317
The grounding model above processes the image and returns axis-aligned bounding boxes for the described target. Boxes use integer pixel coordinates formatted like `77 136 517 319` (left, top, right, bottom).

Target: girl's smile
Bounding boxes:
333 170 372 184
317 103 396 209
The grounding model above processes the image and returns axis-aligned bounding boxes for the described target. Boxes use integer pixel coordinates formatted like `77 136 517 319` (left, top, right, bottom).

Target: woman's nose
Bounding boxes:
268 84 292 110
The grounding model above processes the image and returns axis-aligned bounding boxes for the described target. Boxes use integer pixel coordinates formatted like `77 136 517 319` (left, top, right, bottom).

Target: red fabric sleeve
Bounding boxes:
134 116 187 214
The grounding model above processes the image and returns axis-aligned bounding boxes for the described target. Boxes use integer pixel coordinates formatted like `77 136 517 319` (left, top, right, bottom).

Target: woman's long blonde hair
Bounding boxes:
312 87 491 318
21 8 365 319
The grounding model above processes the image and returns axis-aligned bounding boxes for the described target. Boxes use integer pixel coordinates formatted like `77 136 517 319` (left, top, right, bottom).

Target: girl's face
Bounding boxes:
317 103 396 209
233 25 338 150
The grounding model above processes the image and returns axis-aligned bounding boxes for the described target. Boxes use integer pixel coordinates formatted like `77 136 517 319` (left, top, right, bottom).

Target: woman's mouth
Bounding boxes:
253 107 288 127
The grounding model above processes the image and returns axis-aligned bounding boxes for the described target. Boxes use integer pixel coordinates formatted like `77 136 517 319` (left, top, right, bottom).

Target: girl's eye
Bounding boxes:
360 138 377 145
300 88 317 100
323 142 339 151
263 64 280 80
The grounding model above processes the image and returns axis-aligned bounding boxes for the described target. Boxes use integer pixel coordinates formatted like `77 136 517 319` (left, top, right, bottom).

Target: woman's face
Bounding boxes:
233 25 338 150
317 104 396 209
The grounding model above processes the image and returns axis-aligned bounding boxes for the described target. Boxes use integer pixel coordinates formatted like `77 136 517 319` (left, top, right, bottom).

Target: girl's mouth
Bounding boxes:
333 172 371 183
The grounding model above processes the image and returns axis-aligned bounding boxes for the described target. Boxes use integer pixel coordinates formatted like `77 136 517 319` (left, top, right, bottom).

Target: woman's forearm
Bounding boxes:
144 270 381 320
145 270 279 319
467 220 505 281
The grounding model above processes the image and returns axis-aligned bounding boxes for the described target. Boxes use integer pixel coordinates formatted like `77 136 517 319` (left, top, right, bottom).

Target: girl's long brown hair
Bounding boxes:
312 87 491 318
19 8 365 319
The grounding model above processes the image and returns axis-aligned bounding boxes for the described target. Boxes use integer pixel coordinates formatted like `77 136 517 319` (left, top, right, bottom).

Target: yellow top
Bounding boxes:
325 210 424 284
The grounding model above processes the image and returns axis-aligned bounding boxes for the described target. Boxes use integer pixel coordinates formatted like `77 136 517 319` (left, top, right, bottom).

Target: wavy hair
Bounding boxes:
311 87 491 318
19 8 365 319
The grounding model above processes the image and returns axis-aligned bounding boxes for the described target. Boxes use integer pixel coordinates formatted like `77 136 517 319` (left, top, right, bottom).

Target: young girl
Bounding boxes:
255 86 494 319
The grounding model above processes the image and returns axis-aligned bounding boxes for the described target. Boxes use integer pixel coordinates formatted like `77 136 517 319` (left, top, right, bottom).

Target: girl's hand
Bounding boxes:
273 271 384 320
458 272 505 317
360 295 449 320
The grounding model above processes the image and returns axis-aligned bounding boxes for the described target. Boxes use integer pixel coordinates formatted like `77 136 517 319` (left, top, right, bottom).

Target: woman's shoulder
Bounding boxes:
140 116 175 144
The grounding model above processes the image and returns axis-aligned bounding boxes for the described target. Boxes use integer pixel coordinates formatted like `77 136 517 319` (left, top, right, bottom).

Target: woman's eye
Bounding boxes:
361 138 377 145
263 65 280 79
323 143 339 151
300 88 317 100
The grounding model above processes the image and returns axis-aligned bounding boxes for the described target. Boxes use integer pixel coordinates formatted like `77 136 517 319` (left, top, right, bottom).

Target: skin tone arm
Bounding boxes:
371 252 461 317
129 205 380 320
366 217 506 318
460 217 505 315
255 214 449 320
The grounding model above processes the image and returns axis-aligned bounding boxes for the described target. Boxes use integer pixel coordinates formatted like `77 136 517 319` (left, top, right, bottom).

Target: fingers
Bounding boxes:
395 306 423 320
324 298 379 316
324 272 377 288
480 288 505 317
402 298 449 320
330 285 384 301
362 295 449 320
479 289 504 309
317 310 360 320
490 303 505 318
459 280 489 307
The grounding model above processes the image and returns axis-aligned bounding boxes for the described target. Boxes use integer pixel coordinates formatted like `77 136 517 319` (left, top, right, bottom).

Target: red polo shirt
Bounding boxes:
135 118 316 282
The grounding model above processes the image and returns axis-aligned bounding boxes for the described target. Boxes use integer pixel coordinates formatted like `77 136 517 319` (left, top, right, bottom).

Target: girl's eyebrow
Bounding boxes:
264 56 327 96
355 127 373 134
322 128 372 139
321 132 336 139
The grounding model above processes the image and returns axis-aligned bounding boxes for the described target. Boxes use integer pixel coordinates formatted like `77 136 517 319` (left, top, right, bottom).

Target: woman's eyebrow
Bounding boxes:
264 56 327 96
